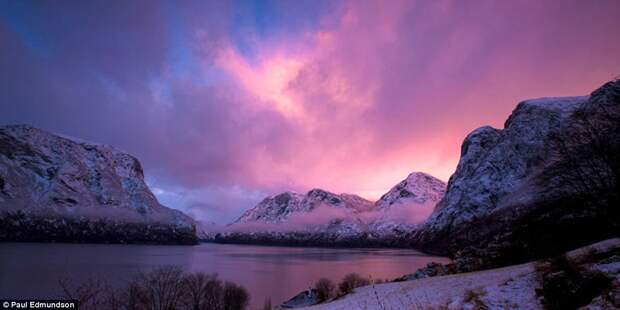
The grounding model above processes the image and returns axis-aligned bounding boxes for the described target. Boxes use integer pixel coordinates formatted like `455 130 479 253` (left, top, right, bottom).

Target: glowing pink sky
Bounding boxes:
1 0 619 223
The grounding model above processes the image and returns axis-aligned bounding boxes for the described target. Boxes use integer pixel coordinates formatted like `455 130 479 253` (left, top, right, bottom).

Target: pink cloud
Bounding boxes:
204 0 620 202
3 1 618 223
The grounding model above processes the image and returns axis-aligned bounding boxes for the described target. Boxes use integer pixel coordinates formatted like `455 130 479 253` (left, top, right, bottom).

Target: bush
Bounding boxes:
463 288 488 310
129 266 186 310
338 273 370 296
61 266 250 310
314 278 335 302
536 255 612 310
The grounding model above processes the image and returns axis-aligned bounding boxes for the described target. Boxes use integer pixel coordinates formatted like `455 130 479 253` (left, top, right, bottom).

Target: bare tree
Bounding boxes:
182 272 223 310
60 267 251 310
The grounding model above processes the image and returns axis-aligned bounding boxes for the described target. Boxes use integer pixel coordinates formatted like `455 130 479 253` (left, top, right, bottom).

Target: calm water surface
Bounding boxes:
0 242 449 308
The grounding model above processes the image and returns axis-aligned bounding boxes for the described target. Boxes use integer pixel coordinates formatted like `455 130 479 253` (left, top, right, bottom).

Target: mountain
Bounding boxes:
217 172 446 246
375 172 446 210
0 124 197 244
196 220 221 240
366 172 446 239
232 189 373 226
412 79 620 268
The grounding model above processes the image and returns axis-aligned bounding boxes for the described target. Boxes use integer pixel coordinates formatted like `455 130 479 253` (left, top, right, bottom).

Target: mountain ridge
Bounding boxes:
213 171 447 246
0 124 198 244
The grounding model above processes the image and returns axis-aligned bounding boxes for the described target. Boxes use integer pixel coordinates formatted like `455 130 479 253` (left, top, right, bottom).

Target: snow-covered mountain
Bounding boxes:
0 124 197 244
233 189 373 225
365 172 446 239
375 172 446 210
411 79 620 267
411 94 588 255
196 220 221 240
217 172 446 245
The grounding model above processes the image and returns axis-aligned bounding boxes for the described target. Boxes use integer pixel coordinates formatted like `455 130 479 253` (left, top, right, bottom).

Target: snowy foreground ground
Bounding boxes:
300 263 540 310
297 239 620 310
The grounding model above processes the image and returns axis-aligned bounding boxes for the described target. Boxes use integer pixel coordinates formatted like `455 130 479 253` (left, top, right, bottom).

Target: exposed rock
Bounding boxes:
393 262 456 282
280 289 320 308
0 124 197 244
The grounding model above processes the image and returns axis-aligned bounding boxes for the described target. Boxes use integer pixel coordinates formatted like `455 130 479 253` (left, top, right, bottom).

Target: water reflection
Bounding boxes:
0 243 449 308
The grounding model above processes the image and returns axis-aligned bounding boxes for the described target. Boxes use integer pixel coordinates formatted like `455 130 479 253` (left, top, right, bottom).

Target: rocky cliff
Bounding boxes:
0 125 197 244
412 80 620 267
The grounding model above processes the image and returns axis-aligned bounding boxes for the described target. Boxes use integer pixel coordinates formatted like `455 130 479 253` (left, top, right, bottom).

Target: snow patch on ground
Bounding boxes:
299 263 542 310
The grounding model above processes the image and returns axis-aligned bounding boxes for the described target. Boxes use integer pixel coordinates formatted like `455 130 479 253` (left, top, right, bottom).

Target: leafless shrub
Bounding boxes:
181 272 223 310
60 267 250 310
314 278 335 302
338 273 371 296
130 266 186 310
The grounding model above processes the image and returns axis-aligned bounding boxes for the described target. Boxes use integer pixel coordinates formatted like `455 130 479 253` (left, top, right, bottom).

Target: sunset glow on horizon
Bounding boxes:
2 0 619 223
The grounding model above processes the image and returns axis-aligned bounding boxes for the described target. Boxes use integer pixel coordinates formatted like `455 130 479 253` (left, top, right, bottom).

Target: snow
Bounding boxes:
297 239 620 310
222 172 446 241
375 172 446 210
414 95 589 248
0 124 194 229
518 96 588 116
299 263 542 310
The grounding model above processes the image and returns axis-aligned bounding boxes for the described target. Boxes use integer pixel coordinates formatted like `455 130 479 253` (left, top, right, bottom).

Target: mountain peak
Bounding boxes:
232 187 376 226
376 172 446 210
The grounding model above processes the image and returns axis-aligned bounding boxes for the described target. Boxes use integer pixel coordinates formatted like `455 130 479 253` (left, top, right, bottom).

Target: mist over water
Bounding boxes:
0 243 448 308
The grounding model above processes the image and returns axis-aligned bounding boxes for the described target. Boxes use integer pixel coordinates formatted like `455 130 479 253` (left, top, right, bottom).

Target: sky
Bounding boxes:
1 0 619 224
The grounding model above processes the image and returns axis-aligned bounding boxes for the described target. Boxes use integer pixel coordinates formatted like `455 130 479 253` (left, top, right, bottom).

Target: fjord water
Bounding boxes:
0 243 448 308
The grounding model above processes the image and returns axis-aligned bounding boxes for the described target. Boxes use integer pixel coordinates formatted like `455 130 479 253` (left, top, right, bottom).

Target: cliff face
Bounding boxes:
412 80 620 266
0 125 197 244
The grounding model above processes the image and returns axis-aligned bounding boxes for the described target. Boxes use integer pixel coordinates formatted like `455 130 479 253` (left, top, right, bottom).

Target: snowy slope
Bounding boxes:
299 238 620 310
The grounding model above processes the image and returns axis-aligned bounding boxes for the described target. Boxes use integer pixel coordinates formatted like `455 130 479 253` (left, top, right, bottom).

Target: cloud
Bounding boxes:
1 0 619 224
